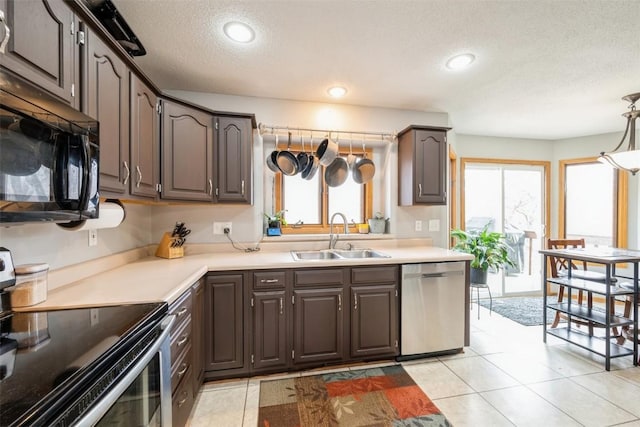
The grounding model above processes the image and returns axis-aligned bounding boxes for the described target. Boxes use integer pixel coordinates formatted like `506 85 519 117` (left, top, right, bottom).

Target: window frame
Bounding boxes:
559 157 628 248
274 145 373 234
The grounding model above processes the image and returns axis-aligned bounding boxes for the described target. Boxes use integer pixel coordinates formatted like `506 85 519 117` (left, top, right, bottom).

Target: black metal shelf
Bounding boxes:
546 277 634 296
547 303 633 328
547 327 633 359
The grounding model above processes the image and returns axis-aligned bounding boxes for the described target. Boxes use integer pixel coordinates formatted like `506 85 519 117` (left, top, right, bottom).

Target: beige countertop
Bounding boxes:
16 240 472 312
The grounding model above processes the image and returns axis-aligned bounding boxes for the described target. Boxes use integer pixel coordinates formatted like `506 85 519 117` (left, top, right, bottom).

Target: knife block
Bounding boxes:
155 232 184 259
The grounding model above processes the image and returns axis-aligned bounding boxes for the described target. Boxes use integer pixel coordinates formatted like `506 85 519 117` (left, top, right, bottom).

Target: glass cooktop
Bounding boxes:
0 302 167 426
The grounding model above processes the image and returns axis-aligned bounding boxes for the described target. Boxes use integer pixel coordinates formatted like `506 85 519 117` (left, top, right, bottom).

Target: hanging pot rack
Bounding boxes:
258 123 397 145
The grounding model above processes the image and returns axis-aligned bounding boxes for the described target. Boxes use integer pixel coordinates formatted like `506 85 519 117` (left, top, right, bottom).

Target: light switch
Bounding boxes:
415 220 422 231
428 219 440 232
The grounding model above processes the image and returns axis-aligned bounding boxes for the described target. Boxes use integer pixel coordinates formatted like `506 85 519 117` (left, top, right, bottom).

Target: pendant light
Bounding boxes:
598 92 640 175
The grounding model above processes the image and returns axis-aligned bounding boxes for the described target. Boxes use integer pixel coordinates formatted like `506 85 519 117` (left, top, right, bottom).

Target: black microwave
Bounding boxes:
0 72 99 225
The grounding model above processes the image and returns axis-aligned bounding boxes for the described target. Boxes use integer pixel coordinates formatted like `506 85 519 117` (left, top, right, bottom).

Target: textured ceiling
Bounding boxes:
112 0 640 140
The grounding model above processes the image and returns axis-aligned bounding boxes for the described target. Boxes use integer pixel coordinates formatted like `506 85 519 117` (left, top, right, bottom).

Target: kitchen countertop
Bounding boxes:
16 240 472 311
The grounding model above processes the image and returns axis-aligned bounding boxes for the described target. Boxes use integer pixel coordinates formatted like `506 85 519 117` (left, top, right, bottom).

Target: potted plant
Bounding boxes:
367 212 388 234
264 210 287 236
450 227 516 284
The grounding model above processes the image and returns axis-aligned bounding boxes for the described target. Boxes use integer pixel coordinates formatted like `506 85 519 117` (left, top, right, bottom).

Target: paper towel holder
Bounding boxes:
58 199 126 231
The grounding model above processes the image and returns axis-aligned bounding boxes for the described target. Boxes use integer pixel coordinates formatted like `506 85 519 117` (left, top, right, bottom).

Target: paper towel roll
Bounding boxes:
59 201 125 231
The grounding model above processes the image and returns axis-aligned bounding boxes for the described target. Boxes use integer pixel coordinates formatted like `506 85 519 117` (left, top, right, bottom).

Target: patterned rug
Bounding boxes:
257 364 451 427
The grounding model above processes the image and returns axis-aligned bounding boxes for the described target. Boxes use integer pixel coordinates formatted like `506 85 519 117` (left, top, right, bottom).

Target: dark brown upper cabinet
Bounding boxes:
214 116 253 204
83 27 130 195
130 74 160 199
0 0 79 108
161 100 214 201
398 125 451 205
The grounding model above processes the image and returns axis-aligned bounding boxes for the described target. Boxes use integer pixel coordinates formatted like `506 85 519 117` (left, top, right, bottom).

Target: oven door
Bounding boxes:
78 315 175 426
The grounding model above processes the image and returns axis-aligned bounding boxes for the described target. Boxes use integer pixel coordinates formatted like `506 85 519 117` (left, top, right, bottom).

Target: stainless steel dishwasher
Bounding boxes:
400 262 466 357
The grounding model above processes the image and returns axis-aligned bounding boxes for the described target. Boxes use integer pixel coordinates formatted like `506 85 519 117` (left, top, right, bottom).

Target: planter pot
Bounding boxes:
367 218 386 234
470 267 488 284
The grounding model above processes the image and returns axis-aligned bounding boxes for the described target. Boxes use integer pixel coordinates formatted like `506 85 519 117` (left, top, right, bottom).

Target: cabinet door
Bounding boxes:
0 0 77 107
252 291 287 371
214 116 252 204
84 29 129 195
204 274 245 372
293 288 344 364
130 75 158 199
191 279 205 396
161 101 213 201
415 129 447 204
351 284 398 358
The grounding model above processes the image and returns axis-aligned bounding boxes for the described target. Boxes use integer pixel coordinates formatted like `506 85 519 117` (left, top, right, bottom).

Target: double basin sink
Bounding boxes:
290 248 390 261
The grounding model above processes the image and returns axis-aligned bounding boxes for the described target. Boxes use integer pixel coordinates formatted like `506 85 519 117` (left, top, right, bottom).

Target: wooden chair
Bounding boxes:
546 238 606 334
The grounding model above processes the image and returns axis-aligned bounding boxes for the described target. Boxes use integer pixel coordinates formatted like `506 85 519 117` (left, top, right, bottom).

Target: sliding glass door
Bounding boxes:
462 160 549 297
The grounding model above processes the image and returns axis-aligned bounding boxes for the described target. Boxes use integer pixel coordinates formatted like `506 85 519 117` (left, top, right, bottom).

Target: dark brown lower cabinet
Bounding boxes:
191 279 205 396
293 288 344 365
204 274 247 375
252 291 287 370
350 284 398 358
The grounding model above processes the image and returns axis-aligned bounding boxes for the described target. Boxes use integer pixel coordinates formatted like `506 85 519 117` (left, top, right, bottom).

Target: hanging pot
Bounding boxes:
301 134 319 180
296 133 310 173
316 134 338 166
276 131 299 176
324 156 349 187
265 134 281 173
352 142 375 184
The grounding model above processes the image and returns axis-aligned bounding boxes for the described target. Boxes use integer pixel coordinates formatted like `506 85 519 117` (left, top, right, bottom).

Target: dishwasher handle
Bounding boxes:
404 270 465 279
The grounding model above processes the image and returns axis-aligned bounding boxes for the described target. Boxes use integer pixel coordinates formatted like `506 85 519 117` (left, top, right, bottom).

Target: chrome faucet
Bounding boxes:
329 212 349 249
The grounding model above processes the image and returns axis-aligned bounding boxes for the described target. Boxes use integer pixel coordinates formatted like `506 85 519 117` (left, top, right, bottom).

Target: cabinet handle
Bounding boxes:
178 391 188 407
279 297 283 315
176 307 188 317
123 161 130 185
135 165 142 188
177 334 189 347
260 279 279 284
354 294 358 311
418 183 423 196
241 180 245 196
0 11 9 55
338 294 342 311
208 179 213 196
177 362 188 377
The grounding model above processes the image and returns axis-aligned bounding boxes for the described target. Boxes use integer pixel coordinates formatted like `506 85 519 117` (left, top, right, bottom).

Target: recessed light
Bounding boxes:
327 86 347 98
223 21 255 43
446 53 476 70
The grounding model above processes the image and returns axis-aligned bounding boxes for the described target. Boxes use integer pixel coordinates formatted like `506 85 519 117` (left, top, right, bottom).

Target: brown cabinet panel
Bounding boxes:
84 28 129 195
350 284 398 358
191 279 205 396
252 291 287 370
351 266 398 284
214 116 252 204
398 125 450 205
130 74 158 199
0 0 77 107
293 288 344 364
253 271 286 289
161 101 214 201
205 274 245 372
294 268 345 287
172 368 194 427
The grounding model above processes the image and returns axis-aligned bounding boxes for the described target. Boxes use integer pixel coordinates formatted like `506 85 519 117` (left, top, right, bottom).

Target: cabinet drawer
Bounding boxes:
170 290 193 320
253 271 286 289
351 266 398 284
170 316 192 365
171 343 193 393
172 368 195 427
294 269 344 287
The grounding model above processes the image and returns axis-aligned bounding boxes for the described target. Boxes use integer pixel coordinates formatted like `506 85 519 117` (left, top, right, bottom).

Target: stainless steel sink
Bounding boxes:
332 249 391 259
290 248 390 261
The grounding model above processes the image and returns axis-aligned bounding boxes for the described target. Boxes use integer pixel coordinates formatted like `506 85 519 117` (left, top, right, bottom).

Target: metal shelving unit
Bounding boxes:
540 248 640 371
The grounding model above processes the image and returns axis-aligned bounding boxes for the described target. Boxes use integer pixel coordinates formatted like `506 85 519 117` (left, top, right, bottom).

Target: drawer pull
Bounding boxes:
177 363 188 377
338 294 342 311
354 294 358 311
178 391 188 407
260 279 279 284
176 307 188 317
279 297 283 315
418 183 423 196
177 334 189 347
123 161 130 185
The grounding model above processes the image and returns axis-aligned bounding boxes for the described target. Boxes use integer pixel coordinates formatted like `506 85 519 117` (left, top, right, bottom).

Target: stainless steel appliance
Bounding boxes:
0 70 99 225
0 303 174 426
400 262 466 357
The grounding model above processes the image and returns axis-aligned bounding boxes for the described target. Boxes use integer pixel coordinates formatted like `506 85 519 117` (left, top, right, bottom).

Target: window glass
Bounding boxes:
282 173 320 224
328 178 363 224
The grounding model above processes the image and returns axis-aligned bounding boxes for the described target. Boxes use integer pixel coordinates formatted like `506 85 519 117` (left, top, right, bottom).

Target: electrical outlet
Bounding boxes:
415 220 422 231
90 308 99 326
213 222 232 235
429 219 440 232
88 229 98 246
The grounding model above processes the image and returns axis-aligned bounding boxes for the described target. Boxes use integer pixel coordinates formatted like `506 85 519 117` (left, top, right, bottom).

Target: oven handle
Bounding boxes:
78 314 176 426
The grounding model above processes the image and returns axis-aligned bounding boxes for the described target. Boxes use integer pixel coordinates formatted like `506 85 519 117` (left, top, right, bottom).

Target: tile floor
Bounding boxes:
187 303 640 427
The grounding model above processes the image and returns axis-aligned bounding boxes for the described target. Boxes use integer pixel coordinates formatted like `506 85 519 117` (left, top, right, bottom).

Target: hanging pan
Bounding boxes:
324 137 348 187
352 139 375 184
276 131 299 176
296 132 310 173
301 132 319 180
265 133 281 173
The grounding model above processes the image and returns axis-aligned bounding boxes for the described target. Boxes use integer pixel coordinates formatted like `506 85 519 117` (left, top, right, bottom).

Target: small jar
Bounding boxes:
10 263 49 308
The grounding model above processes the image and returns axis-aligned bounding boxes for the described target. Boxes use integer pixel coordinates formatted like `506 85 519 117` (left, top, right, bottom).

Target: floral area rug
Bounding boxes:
257 364 451 426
